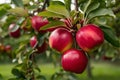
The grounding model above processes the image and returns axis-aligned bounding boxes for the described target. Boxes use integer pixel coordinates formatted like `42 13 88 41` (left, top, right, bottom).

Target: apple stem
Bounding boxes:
67 18 73 28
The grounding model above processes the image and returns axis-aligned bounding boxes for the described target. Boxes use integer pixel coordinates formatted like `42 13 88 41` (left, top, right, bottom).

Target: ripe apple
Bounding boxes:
49 28 73 53
30 36 47 53
76 24 104 52
8 24 21 38
5 45 12 53
61 49 88 74
31 16 49 32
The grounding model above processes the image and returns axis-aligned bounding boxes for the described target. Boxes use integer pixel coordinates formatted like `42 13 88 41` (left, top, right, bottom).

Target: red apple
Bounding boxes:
61 49 88 74
5 45 12 53
30 36 47 53
30 36 38 48
8 24 21 38
76 24 104 52
49 28 73 53
31 16 49 32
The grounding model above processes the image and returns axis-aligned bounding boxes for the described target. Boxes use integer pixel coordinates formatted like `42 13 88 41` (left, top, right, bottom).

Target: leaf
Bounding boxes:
36 75 46 80
0 8 7 18
64 0 71 11
100 25 120 47
47 1 70 18
16 17 25 25
40 20 65 30
88 8 116 21
0 4 11 18
11 0 24 7
86 2 100 16
12 68 22 77
38 11 65 18
8 7 28 17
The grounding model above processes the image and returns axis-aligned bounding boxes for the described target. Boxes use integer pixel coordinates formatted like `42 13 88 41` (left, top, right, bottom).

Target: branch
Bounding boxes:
29 0 49 16
40 0 49 12
75 0 78 11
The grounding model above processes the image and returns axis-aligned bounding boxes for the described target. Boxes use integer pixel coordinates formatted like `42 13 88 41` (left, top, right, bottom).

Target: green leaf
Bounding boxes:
40 20 65 30
36 75 46 80
16 17 25 25
86 2 100 16
38 11 65 18
0 8 7 18
100 25 120 47
0 4 11 18
12 68 22 77
88 8 116 21
47 1 70 18
12 0 24 7
64 0 71 11
8 7 28 17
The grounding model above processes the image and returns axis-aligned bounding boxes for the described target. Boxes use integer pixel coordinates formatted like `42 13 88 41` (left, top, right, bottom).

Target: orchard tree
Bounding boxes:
0 0 120 80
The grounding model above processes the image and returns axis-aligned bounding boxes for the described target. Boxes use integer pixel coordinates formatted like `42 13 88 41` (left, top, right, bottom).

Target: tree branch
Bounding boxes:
75 0 78 11
29 0 49 16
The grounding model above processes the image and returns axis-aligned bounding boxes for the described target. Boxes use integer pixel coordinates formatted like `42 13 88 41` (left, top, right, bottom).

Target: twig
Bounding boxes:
29 0 49 16
75 0 78 11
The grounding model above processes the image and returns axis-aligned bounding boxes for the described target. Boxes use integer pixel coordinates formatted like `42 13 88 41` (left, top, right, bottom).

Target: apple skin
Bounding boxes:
8 24 21 38
31 16 49 32
61 49 88 74
76 24 104 52
49 28 73 53
30 36 47 53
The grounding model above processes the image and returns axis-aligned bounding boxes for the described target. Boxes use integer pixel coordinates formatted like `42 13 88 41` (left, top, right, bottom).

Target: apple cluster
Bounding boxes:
8 15 104 74
49 19 104 74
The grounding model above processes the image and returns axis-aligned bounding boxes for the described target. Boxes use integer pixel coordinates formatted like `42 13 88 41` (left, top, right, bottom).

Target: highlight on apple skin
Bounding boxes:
49 28 73 53
76 24 104 52
31 16 49 32
30 36 47 53
8 24 21 38
61 49 88 74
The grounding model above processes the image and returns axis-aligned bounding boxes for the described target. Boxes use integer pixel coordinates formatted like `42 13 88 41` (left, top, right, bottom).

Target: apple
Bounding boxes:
31 16 49 32
5 45 12 53
8 24 21 38
49 28 73 53
61 49 88 74
76 24 104 52
30 36 47 53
